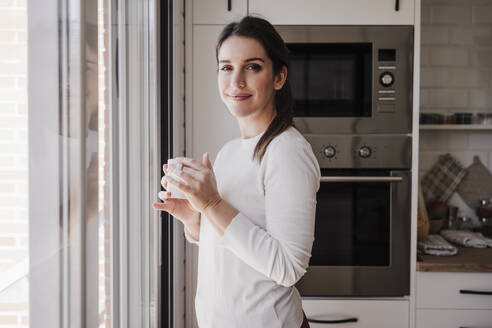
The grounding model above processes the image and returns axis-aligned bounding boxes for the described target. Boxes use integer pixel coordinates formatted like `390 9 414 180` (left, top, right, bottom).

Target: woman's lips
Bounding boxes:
229 94 251 101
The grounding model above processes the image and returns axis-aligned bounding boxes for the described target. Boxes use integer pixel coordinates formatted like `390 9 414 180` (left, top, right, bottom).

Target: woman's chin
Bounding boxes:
227 105 255 118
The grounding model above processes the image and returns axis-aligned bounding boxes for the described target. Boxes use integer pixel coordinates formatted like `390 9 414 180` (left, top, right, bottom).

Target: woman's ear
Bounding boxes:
274 65 288 91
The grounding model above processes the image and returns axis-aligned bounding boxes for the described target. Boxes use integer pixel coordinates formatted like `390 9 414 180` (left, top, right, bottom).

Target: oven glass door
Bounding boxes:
311 169 391 267
296 169 410 296
287 43 372 118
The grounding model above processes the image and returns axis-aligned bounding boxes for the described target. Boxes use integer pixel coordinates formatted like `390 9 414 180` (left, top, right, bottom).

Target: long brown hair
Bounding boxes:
216 16 295 164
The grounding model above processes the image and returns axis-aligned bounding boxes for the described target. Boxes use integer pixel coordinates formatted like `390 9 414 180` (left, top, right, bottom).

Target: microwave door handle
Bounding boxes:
320 176 403 183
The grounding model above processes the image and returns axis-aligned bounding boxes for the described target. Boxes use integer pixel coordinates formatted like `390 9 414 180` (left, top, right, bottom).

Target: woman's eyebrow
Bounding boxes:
218 57 265 63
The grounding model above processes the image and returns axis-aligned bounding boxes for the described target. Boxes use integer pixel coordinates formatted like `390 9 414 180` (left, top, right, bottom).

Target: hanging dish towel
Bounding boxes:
421 153 467 203
417 234 458 256
457 155 492 208
440 229 492 248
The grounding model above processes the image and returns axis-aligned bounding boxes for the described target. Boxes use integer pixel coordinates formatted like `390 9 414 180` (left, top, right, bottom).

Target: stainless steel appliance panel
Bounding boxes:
275 25 414 134
296 169 411 297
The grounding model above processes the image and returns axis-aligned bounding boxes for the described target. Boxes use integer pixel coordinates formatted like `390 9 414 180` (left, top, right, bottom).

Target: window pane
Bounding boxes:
0 0 29 327
97 0 111 327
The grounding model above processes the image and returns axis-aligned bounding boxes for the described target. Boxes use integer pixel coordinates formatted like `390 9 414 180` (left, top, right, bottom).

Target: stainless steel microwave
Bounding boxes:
275 25 414 134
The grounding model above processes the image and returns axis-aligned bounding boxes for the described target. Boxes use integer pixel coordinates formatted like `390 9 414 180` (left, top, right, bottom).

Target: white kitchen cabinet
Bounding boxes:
249 0 415 25
416 309 492 328
416 272 492 328
302 299 409 328
191 25 240 161
193 0 246 24
416 272 492 310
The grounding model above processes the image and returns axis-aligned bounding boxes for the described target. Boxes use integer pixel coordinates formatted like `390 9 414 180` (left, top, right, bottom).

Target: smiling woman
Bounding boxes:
153 16 319 328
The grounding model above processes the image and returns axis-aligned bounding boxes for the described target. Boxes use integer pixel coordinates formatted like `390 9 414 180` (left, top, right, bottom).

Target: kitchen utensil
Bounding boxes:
447 205 459 229
418 182 430 241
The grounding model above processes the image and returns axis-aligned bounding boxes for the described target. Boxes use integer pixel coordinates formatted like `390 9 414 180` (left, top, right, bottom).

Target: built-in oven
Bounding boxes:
295 135 412 297
275 25 414 134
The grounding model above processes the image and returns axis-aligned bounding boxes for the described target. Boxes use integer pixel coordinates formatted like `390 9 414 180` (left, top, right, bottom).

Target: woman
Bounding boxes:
153 16 319 328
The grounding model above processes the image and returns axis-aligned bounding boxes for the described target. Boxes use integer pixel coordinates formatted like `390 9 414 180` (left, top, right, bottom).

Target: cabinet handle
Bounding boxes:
307 317 358 324
460 289 492 295
227 0 231 11
395 0 399 11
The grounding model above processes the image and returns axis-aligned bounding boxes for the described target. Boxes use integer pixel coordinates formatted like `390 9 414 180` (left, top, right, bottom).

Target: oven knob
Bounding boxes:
359 146 372 158
379 71 394 87
323 146 336 158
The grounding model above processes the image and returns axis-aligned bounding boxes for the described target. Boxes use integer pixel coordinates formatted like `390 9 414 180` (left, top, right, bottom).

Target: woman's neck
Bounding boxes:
238 108 276 139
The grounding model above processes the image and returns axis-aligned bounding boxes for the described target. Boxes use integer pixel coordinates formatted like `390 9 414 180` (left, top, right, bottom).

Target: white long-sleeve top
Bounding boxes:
184 125 320 328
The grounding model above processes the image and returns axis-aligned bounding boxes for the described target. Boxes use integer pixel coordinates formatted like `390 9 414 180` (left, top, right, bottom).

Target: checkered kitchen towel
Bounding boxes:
421 153 467 203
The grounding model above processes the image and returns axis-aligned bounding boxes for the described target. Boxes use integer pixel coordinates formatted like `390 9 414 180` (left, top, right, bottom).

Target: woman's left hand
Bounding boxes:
164 152 222 213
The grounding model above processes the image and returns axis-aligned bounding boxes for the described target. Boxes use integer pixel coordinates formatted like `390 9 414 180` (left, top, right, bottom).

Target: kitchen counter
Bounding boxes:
417 246 492 272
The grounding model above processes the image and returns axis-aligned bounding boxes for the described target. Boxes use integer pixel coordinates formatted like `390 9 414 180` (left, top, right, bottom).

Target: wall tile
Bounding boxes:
448 68 491 87
419 151 441 172
421 26 449 45
421 5 431 24
472 4 492 24
470 48 492 68
431 6 472 25
421 47 431 66
430 47 469 66
421 67 449 87
420 89 431 107
468 132 492 150
420 131 469 151
428 89 468 107
469 89 492 108
449 26 492 45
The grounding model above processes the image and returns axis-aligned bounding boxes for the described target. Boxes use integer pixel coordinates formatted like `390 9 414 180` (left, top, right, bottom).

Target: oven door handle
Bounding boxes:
320 176 403 183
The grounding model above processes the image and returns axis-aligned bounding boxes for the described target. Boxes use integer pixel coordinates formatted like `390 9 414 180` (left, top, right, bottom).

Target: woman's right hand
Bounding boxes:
152 163 200 225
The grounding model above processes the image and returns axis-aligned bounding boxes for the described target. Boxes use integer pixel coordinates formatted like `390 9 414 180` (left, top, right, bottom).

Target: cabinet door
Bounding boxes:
249 0 414 25
193 0 247 24
302 299 409 328
191 25 240 161
416 309 492 328
416 272 492 310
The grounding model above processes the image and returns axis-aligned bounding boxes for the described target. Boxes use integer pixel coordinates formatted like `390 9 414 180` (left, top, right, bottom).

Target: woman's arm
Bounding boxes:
183 212 201 244
206 140 321 287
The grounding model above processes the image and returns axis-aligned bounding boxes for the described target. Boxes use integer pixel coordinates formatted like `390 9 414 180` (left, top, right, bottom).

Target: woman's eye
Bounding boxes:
220 66 232 71
247 64 261 71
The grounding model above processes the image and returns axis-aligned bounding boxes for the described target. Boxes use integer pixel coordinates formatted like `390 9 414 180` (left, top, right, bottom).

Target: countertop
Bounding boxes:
417 246 492 272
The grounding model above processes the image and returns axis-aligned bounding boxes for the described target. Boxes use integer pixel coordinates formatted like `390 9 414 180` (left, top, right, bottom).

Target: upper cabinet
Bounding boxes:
249 0 415 25
193 0 247 24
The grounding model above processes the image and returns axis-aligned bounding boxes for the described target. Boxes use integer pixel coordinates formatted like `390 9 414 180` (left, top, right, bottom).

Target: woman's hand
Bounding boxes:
162 152 222 213
152 163 200 225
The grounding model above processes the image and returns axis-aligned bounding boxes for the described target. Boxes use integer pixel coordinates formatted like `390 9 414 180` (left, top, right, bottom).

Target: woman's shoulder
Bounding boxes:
269 125 312 152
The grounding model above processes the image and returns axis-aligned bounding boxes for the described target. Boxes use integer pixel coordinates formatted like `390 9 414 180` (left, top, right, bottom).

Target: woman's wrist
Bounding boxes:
183 212 201 241
201 198 238 237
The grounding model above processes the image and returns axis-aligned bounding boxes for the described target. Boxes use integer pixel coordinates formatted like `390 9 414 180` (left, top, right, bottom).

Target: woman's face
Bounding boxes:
217 35 286 120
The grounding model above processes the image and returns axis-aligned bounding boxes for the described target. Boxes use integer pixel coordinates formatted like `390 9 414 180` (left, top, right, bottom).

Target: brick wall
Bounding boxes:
0 0 29 327
419 0 492 224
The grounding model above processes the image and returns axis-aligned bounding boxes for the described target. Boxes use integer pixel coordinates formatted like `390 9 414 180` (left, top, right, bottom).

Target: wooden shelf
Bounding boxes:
420 124 492 130
417 246 492 272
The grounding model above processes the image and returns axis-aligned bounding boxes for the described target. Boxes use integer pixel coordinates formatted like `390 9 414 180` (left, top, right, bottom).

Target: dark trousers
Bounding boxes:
300 310 310 328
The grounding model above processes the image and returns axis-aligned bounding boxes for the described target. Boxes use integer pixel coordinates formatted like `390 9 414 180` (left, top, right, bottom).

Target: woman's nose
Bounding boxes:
231 71 246 89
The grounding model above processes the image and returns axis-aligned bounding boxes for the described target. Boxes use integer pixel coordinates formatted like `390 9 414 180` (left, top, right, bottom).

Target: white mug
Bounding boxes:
165 159 187 199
